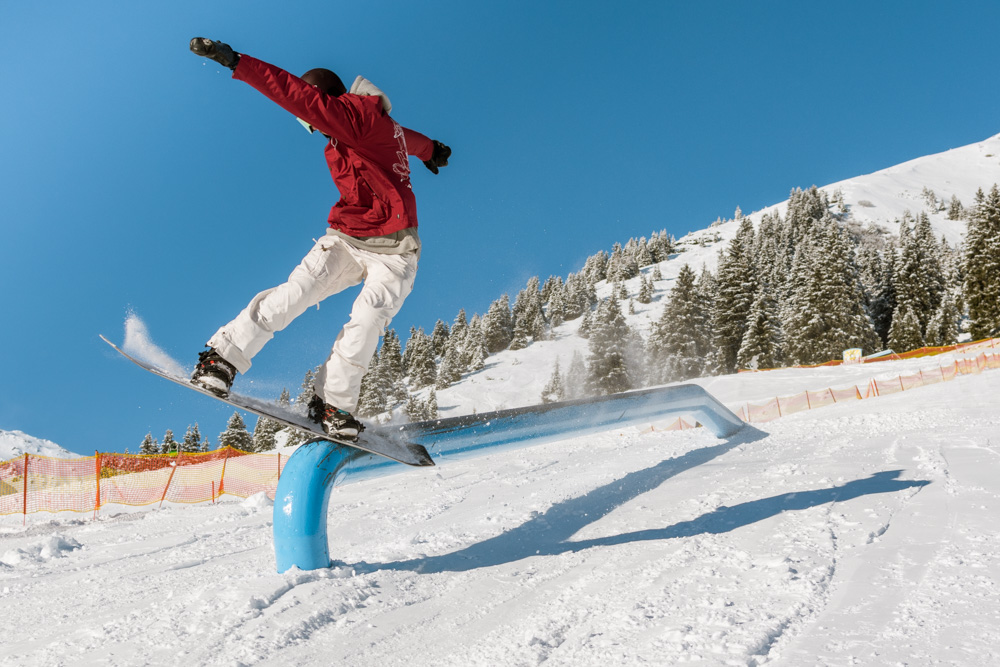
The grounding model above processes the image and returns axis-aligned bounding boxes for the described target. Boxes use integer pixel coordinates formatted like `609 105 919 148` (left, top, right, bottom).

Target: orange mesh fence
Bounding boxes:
739 337 1000 372
1 446 288 520
741 352 999 423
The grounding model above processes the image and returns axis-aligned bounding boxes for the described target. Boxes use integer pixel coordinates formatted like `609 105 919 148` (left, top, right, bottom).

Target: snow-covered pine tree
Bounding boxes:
736 284 782 370
781 216 881 364
295 368 318 408
357 351 386 417
637 275 653 304
963 186 1000 339
430 320 450 358
948 195 964 221
893 212 945 338
378 329 407 405
181 423 204 453
712 217 758 373
279 386 309 447
482 294 514 353
405 328 438 388
463 315 489 372
887 304 923 352
251 414 281 453
541 358 565 404
219 412 253 452
450 309 469 350
139 432 159 455
436 338 464 389
585 296 634 396
426 389 438 419
582 250 609 285
646 264 711 384
924 293 961 347
161 429 178 455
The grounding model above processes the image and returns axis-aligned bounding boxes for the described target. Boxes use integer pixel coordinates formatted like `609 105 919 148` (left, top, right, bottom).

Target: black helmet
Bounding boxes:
301 68 346 97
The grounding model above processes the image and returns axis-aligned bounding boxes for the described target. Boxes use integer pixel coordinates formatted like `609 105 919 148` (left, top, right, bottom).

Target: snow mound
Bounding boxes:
1 534 81 566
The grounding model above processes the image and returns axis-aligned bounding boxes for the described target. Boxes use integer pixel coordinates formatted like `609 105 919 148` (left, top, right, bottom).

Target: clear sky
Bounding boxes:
2 1 999 456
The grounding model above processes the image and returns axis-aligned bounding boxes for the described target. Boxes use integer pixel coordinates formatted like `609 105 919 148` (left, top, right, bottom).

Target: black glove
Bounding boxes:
190 37 241 70
423 140 451 174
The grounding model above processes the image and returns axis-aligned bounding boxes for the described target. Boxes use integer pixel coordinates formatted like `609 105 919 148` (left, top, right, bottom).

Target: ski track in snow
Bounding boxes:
2 367 998 666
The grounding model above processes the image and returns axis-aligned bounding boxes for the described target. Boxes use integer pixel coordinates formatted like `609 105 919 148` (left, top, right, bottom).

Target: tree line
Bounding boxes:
135 185 1000 451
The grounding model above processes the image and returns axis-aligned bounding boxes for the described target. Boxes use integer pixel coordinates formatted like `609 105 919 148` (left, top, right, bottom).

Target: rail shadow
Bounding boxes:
352 428 929 574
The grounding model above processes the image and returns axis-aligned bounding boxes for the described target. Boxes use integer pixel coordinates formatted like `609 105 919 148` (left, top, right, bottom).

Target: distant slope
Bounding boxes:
423 133 1000 419
0 429 79 460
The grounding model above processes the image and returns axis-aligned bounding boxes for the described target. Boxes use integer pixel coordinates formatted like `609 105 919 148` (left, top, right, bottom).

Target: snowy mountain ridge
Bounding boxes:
0 429 78 461
419 132 1000 419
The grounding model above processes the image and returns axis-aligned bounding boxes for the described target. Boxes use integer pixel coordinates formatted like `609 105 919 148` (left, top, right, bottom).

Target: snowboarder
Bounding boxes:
188 38 451 439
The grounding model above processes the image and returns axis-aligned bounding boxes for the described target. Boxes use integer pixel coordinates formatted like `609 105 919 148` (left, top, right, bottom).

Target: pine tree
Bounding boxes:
181 423 204 453
781 218 881 364
964 186 1000 339
894 212 945 337
482 294 514 353
887 304 923 352
712 218 757 373
637 275 653 304
426 389 438 420
139 432 159 455
430 320 450 358
924 294 960 347
463 315 489 372
295 368 318 408
357 351 386 417
161 429 178 455
218 412 253 452
585 297 634 395
436 338 464 389
541 359 565 404
377 329 407 405
405 328 438 388
736 285 782 370
948 195 964 220
647 264 711 383
251 415 281 453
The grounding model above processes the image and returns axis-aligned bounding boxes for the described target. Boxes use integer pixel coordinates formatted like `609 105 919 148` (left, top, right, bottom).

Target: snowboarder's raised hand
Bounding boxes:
190 37 241 70
423 140 451 174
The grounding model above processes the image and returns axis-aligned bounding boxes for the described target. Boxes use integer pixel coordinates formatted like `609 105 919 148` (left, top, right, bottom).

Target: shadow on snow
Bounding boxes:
350 427 930 574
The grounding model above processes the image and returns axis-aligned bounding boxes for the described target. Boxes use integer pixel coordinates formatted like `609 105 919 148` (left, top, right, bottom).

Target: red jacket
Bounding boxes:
233 55 434 237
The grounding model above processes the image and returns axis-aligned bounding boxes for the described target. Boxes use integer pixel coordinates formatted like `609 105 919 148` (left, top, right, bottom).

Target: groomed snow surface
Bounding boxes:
2 350 998 666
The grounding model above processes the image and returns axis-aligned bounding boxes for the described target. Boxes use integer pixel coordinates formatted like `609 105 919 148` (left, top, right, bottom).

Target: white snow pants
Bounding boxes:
208 235 418 413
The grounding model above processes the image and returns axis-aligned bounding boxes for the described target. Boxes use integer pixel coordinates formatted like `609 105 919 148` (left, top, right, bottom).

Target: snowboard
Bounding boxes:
100 335 434 467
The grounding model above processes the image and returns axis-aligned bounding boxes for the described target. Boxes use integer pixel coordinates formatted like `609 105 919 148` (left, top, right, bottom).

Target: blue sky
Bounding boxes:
2 1 999 455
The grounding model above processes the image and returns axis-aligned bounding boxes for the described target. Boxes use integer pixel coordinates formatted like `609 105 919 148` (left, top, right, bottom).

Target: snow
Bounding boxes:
2 347 998 665
0 429 79 461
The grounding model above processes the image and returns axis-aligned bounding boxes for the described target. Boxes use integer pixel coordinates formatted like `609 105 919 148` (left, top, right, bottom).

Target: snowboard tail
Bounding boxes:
100 335 434 467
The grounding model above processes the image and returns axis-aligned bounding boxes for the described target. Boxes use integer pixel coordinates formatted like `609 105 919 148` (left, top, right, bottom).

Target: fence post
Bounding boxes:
775 397 782 418
805 391 812 410
94 451 102 518
22 453 29 525
899 376 905 391
158 454 179 508
218 447 231 498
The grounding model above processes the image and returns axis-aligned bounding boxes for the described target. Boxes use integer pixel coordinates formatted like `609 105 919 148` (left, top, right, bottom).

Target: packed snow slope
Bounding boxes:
2 347 998 666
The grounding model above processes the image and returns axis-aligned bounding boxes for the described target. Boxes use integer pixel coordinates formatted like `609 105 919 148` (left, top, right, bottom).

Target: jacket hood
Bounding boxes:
349 76 391 114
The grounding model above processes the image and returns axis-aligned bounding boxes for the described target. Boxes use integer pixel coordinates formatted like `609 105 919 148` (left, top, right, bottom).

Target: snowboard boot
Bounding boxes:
308 394 365 441
191 348 238 397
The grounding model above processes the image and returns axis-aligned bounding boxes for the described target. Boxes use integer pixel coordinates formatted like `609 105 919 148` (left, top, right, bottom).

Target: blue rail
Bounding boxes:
272 384 745 572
